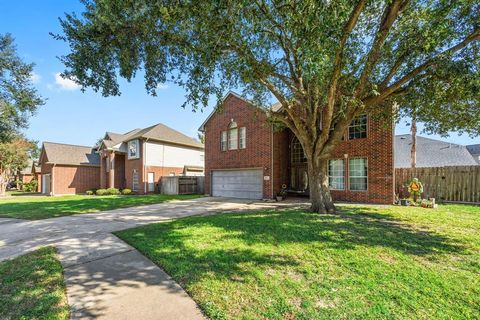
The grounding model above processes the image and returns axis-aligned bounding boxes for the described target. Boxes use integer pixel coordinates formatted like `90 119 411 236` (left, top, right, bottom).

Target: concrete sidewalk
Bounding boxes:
0 197 301 319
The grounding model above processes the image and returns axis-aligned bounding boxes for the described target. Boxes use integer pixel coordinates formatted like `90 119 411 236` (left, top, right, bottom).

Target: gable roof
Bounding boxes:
18 159 34 175
198 91 282 132
395 135 478 168
101 123 203 151
41 142 100 167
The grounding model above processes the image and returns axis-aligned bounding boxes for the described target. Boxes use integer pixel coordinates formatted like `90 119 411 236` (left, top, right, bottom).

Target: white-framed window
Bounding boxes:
349 158 368 191
132 170 139 191
239 127 246 149
228 122 238 150
291 136 307 164
349 114 367 140
221 131 227 151
128 140 140 159
328 159 345 190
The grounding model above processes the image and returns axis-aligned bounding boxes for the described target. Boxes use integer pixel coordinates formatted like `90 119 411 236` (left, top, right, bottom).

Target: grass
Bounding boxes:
117 204 480 320
0 194 202 220
0 247 69 320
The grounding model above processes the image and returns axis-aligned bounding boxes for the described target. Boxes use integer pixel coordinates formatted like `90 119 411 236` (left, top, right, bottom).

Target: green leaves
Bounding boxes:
0 34 44 142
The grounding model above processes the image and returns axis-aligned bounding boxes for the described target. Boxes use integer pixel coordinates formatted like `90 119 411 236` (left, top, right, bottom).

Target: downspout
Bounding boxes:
51 163 56 196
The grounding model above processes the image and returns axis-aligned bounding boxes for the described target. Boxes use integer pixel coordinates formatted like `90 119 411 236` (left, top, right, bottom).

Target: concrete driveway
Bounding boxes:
0 197 298 319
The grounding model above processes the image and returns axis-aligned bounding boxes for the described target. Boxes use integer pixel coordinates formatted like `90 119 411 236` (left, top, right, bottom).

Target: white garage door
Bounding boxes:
212 169 263 199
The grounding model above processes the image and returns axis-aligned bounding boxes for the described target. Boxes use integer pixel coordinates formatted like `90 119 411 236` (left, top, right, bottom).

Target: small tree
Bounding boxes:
56 0 479 213
0 138 36 195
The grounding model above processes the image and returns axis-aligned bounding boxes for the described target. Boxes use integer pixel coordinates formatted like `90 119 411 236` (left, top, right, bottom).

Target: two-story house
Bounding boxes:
199 92 394 204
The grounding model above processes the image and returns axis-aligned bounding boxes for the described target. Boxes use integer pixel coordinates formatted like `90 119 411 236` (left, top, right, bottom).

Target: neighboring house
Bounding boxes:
16 159 34 186
466 144 480 164
31 162 42 192
199 92 394 204
97 123 204 194
39 142 100 195
395 135 478 168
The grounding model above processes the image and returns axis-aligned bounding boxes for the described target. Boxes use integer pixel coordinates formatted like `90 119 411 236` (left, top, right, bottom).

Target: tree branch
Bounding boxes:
364 28 480 106
355 0 408 98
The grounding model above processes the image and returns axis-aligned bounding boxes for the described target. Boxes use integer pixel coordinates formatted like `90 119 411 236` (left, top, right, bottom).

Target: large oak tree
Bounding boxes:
56 0 479 213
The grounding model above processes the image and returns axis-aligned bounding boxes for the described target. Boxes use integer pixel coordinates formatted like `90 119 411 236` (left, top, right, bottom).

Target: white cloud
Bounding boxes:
29 72 41 84
54 72 81 90
157 83 169 90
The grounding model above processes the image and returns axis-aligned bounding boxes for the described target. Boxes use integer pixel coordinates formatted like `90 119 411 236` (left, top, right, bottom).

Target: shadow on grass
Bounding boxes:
118 206 466 289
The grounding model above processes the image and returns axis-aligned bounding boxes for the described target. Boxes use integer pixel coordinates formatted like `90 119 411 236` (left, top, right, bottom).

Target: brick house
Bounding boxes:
16 160 35 187
39 142 100 195
199 92 395 204
97 123 204 194
39 123 204 195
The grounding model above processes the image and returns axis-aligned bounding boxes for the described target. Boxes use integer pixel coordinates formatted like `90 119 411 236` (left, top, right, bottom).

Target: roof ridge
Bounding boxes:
43 141 94 149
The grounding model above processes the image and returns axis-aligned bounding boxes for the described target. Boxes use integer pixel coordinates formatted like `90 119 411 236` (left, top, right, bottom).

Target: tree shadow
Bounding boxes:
118 205 466 293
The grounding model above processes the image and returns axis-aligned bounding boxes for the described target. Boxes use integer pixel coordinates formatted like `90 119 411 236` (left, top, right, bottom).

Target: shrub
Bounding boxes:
23 179 38 192
106 187 121 195
96 189 107 196
122 188 132 195
86 190 94 195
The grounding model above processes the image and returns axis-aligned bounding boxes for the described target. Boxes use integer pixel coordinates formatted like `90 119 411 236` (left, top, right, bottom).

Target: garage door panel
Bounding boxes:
212 169 263 199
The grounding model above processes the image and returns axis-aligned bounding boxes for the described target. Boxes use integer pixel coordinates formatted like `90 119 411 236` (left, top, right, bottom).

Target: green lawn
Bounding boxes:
117 204 480 320
0 194 202 220
0 247 69 319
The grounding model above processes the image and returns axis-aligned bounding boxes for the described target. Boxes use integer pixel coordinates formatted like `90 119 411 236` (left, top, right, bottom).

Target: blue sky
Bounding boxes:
1 1 478 147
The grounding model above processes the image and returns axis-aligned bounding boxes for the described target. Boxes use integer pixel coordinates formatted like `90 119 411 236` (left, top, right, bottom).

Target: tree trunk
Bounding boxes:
308 158 336 214
411 115 417 168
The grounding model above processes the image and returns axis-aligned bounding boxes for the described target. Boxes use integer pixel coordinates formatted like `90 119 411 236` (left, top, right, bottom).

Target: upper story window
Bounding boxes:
239 127 246 149
291 136 307 164
228 122 238 150
221 131 227 151
349 114 367 140
128 140 140 159
220 121 246 151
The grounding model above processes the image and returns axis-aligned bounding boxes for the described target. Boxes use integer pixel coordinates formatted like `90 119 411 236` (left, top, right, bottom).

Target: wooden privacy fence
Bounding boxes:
160 176 205 195
395 166 480 203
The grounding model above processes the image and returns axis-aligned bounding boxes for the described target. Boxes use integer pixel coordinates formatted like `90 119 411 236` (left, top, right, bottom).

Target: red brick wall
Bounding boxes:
328 116 394 204
204 94 274 198
52 165 100 194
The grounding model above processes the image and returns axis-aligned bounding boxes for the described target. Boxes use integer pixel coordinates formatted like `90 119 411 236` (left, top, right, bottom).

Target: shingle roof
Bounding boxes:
102 123 203 150
19 159 34 174
42 142 100 166
395 135 478 168
467 144 480 164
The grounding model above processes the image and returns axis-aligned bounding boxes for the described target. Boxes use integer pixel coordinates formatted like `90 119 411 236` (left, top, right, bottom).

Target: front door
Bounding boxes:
147 172 155 192
290 165 309 194
42 174 51 195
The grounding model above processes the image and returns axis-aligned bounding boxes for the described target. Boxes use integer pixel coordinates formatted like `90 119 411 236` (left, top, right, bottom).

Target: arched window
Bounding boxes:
291 136 307 164
228 121 238 150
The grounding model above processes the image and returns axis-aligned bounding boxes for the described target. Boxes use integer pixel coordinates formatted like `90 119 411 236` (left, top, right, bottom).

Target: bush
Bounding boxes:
23 179 38 192
122 188 132 195
106 188 121 195
86 190 94 196
96 189 107 196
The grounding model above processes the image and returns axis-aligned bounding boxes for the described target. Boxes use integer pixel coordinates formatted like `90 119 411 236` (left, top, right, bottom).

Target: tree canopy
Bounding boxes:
57 0 479 212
